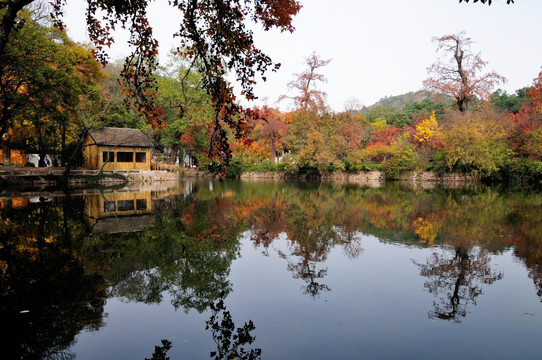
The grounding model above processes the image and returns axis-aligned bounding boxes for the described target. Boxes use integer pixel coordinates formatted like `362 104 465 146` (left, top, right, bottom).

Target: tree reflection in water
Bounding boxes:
526 259 542 302
248 193 288 257
286 253 331 298
206 294 262 360
146 294 262 360
0 198 107 360
82 193 244 314
145 339 172 360
246 186 364 299
508 213 542 303
414 246 503 322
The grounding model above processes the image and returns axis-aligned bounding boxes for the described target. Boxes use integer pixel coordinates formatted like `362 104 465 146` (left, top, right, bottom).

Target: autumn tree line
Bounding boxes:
229 33 542 182
0 7 540 182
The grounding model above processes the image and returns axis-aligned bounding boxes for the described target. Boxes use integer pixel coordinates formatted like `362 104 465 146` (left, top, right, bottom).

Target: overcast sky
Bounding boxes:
63 0 542 112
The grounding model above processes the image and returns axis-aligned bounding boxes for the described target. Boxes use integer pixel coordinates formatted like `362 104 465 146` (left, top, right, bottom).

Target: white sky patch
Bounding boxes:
62 0 542 112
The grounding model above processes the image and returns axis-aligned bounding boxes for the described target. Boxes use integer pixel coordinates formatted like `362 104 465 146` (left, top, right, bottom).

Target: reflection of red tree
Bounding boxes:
246 195 288 255
339 207 365 259
364 194 403 230
240 189 366 297
178 198 243 243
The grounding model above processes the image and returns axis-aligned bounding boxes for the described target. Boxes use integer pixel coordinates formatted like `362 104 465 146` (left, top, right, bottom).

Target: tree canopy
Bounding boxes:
0 0 302 169
0 7 103 165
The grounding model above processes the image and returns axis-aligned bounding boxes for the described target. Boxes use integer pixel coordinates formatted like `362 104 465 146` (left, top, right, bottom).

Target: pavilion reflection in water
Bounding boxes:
84 191 154 234
0 197 31 211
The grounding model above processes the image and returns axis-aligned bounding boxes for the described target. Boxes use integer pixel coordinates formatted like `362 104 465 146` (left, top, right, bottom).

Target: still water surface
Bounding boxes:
1 180 542 359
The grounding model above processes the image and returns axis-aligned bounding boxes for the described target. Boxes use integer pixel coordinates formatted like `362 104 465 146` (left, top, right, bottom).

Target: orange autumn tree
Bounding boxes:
423 32 506 112
232 105 288 162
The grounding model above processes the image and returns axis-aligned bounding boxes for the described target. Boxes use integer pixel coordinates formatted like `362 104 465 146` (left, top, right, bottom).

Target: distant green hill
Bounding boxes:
365 90 452 110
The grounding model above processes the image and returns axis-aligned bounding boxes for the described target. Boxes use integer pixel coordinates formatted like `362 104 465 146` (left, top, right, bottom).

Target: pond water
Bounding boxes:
1 180 542 359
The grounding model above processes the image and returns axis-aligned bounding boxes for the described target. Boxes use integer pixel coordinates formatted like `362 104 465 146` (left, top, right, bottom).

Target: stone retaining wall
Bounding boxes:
126 170 181 184
320 171 385 187
240 170 481 187
0 165 484 189
399 171 480 183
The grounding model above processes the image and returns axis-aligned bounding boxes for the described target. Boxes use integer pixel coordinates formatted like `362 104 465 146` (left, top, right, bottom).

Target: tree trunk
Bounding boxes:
169 143 178 164
454 42 469 112
38 153 46 167
37 126 46 167
62 128 90 180
271 140 276 163
0 0 34 57
456 97 470 112
61 123 66 156
2 142 10 165
179 148 185 167
0 106 12 147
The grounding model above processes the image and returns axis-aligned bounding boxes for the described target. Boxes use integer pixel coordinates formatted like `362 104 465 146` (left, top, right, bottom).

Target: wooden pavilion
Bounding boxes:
83 127 154 171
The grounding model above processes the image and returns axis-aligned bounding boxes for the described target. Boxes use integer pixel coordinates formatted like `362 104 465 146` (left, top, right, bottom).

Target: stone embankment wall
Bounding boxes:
320 171 385 187
0 166 188 188
240 171 385 187
126 170 181 184
68 176 125 187
0 165 483 189
398 171 482 189
240 171 481 187
126 168 213 183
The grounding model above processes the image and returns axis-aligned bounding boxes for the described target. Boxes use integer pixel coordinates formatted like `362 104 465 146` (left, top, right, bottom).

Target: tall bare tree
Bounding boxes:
423 32 506 112
280 52 331 112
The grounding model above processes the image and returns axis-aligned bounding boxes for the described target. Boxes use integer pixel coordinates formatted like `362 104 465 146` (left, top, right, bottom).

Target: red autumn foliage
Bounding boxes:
368 126 400 147
509 70 542 158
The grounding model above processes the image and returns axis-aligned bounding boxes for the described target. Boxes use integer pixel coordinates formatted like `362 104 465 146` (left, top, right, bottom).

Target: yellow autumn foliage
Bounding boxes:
370 118 388 130
414 111 442 144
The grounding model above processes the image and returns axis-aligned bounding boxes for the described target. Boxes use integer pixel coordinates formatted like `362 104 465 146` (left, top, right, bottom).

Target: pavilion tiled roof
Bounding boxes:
88 127 154 148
